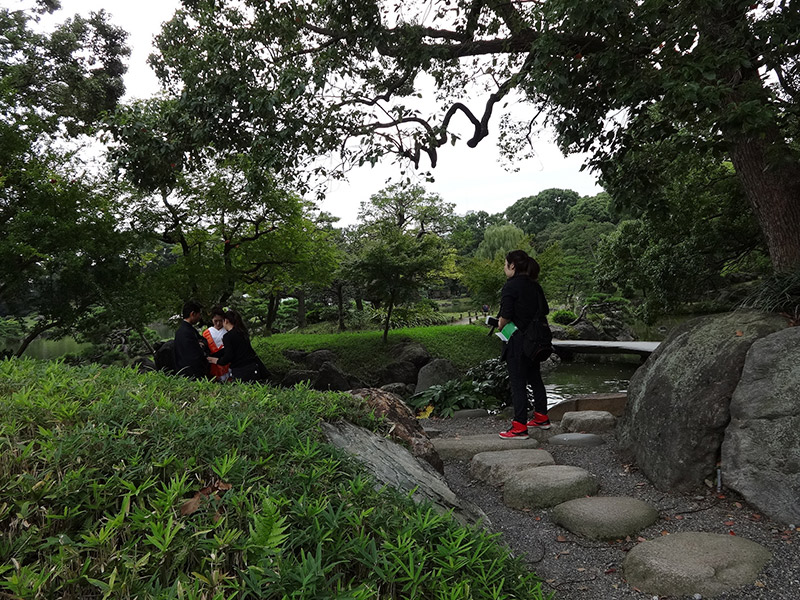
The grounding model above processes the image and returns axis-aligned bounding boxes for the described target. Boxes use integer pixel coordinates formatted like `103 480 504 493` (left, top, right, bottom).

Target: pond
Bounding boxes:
543 359 640 409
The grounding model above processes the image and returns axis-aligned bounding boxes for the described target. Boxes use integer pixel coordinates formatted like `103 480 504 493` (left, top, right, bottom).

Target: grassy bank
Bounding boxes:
254 323 501 383
0 359 549 599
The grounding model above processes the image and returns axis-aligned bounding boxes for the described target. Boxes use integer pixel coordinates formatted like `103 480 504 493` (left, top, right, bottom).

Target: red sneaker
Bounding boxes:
499 421 529 439
527 412 552 430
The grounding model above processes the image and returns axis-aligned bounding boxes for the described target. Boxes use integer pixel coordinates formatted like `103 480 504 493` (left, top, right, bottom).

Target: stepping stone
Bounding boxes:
623 532 772 598
551 496 659 540
451 408 489 419
470 449 555 486
547 432 605 447
503 465 599 509
561 410 617 433
433 434 540 461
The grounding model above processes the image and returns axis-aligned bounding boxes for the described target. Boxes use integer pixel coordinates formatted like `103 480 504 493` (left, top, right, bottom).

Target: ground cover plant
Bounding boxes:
0 359 550 599
254 324 501 384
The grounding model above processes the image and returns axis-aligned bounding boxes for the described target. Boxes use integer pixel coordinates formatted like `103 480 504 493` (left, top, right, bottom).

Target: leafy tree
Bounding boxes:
353 185 455 341
1 3 134 354
149 0 800 271
460 257 505 310
449 210 504 257
474 224 528 260
504 189 580 236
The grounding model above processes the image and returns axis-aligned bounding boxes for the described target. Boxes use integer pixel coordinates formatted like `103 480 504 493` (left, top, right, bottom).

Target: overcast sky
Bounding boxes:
37 0 603 225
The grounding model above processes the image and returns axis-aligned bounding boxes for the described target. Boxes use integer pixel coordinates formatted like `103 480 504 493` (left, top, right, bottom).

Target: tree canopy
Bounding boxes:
150 0 800 270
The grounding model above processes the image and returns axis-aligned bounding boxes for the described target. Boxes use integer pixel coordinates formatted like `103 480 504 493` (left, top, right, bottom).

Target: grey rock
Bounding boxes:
561 410 617 433
470 449 555 486
348 388 443 473
503 465 599 509
452 408 489 419
618 310 786 492
433 434 541 461
722 326 800 524
321 420 488 527
305 349 338 370
548 432 606 447
551 496 659 540
622 532 771 598
380 382 413 398
282 349 308 363
396 342 431 369
376 360 418 386
548 393 628 420
571 319 603 340
280 369 316 387
313 361 351 391
415 358 461 393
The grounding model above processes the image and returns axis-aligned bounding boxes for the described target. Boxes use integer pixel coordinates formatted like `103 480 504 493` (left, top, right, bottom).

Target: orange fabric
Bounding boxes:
203 329 230 380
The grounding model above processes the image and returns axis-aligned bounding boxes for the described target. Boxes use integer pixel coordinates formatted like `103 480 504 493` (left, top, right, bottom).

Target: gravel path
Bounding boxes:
430 414 800 600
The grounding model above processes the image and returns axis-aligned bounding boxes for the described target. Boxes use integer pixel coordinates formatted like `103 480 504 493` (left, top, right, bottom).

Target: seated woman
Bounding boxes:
207 309 268 383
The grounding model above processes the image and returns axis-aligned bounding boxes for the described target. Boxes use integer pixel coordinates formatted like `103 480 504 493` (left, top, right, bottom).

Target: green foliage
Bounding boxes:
0 359 548 599
254 325 500 384
465 359 512 406
505 189 581 236
740 269 800 319
460 257 506 308
474 223 529 260
407 379 498 418
550 309 578 325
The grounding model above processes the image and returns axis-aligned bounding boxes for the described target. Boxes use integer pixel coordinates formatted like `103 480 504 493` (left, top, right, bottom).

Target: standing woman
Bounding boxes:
207 309 268 383
498 250 551 439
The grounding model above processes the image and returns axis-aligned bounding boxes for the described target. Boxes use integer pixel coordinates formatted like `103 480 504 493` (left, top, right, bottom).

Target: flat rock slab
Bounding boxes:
451 408 489 419
548 432 606 447
433 434 541 461
504 465 599 509
551 496 659 540
561 410 617 433
623 532 772 598
470 449 555 486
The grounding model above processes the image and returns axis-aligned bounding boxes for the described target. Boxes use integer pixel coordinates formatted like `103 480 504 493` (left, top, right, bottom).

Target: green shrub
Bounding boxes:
551 309 578 325
466 358 512 406
0 359 549 600
407 379 499 417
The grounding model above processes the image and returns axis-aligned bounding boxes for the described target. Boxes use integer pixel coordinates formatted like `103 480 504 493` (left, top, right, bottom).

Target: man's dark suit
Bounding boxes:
173 320 207 379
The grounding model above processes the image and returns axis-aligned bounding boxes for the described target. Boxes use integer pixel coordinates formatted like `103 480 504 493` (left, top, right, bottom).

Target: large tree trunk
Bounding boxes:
296 288 306 328
265 294 280 332
382 293 395 343
730 135 800 272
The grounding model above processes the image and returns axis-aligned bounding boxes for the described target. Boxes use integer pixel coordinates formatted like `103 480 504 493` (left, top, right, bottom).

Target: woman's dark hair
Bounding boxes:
223 309 250 339
210 305 225 319
505 250 541 281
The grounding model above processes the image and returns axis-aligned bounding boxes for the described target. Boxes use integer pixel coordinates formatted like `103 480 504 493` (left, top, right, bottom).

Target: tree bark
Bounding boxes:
730 135 800 272
383 293 395 343
335 282 346 331
296 288 306 328
265 294 280 332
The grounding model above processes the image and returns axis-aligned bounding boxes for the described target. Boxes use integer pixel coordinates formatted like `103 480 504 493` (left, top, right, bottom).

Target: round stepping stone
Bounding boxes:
551 496 659 540
470 449 555 486
547 432 605 447
503 465 599 509
433 434 540 461
561 410 617 433
623 532 772 598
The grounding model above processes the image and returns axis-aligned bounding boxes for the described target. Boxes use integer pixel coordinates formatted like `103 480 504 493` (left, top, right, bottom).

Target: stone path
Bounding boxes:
431 411 774 599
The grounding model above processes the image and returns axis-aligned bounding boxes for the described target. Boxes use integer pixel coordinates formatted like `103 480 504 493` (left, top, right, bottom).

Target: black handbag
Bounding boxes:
522 316 554 362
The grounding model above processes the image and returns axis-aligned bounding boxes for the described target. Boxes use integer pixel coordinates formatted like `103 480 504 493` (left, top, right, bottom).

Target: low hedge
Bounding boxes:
0 359 550 600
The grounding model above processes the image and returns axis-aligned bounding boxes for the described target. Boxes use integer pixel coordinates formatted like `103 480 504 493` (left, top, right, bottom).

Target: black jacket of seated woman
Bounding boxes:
209 310 268 383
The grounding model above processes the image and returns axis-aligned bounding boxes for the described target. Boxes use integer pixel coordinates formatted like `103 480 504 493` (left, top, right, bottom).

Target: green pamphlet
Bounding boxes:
496 321 518 342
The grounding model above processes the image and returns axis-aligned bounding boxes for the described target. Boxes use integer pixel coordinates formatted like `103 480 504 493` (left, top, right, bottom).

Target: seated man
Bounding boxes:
173 300 208 379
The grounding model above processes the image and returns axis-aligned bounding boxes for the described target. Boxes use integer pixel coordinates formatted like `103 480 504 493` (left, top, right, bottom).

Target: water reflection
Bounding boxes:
543 360 640 408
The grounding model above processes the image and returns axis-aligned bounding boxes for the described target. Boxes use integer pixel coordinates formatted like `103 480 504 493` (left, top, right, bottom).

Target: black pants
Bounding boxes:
505 334 548 424
230 361 267 383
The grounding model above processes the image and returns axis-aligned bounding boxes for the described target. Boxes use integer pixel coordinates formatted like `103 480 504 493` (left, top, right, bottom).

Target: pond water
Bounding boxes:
543 360 640 409
25 337 90 360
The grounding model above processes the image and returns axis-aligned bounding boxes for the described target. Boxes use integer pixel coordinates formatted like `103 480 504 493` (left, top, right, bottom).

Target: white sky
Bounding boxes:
32 0 603 225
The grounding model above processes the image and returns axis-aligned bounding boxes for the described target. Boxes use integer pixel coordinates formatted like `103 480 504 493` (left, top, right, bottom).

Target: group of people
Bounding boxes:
173 301 268 383
170 248 549 434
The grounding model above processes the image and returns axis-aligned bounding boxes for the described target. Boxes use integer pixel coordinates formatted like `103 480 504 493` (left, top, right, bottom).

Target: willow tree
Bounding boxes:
151 0 800 270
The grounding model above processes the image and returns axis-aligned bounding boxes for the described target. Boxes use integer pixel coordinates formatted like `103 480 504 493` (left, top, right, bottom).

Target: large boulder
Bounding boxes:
280 369 316 387
305 349 338 370
313 361 352 392
348 388 443 473
375 360 418 386
415 358 461 394
396 342 431 369
321 420 487 527
618 311 786 492
722 326 800 524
